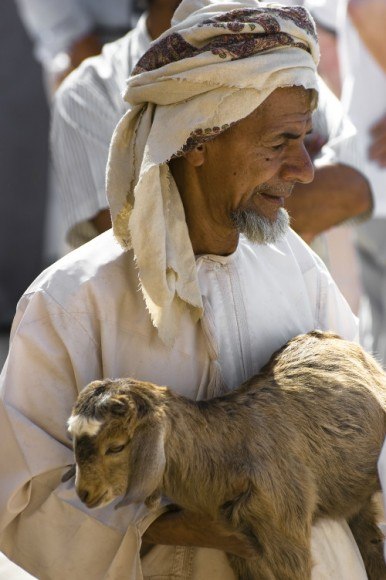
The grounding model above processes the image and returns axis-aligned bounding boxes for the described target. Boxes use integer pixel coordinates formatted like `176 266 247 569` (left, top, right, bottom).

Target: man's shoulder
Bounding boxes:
54 30 134 113
25 231 138 309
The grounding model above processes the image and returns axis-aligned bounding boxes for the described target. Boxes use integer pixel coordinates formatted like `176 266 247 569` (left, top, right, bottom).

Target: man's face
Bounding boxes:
191 86 314 244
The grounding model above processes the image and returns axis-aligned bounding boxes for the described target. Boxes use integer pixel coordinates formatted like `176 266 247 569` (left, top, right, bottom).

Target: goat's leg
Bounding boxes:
227 531 312 580
348 495 386 580
221 480 314 579
227 553 274 580
222 505 312 580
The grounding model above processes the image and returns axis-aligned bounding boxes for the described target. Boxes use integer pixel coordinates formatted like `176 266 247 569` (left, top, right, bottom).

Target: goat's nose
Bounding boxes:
78 488 89 503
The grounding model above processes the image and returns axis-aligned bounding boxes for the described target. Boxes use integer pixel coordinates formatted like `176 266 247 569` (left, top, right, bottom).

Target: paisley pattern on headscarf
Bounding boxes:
133 7 316 75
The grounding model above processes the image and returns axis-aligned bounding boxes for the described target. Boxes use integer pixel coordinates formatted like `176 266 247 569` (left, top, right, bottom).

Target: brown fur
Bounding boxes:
68 331 386 579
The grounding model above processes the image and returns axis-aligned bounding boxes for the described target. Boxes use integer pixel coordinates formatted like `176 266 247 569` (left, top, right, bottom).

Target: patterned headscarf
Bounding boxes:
106 0 319 346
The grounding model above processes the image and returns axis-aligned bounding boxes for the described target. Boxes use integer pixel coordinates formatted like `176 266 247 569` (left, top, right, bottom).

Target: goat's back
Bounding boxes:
232 331 386 519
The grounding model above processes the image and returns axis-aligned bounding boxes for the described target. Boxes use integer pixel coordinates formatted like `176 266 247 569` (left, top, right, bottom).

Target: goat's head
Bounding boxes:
68 378 167 509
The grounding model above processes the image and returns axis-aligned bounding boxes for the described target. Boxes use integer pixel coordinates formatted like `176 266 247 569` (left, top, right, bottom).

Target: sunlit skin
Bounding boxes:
170 86 315 256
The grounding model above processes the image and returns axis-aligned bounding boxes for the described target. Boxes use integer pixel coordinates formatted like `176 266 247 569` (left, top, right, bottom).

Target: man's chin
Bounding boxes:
231 207 290 245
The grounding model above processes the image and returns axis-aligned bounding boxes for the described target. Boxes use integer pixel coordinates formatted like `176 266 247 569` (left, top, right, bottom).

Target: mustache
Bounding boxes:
253 183 294 197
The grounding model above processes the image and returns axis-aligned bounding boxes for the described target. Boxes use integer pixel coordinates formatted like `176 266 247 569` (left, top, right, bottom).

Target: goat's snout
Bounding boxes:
76 484 109 508
77 488 90 504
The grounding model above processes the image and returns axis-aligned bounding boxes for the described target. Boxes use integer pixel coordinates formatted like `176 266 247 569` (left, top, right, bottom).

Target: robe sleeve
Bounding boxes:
0 289 165 580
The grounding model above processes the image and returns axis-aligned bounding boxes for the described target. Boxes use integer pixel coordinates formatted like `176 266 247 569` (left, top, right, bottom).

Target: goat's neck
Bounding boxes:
160 390 238 510
162 388 224 438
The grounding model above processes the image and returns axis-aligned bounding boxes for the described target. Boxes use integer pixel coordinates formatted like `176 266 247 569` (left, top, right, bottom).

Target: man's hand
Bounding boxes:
370 114 386 167
304 132 327 161
142 508 258 559
90 208 112 234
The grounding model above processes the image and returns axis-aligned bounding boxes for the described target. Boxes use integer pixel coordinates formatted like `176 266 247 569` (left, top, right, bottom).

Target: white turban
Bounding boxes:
106 0 320 346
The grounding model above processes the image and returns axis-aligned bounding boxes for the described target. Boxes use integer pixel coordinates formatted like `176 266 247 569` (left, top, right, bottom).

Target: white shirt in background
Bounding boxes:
51 14 150 248
14 0 134 66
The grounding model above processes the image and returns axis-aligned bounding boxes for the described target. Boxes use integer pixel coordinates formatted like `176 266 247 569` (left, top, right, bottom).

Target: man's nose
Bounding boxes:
280 143 314 184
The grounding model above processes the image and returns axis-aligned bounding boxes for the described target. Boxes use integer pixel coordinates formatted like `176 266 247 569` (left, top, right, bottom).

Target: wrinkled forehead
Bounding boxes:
198 85 315 149
251 86 316 126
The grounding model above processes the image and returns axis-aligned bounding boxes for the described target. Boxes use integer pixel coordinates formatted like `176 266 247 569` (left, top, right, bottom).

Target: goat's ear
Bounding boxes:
122 420 166 505
108 395 130 417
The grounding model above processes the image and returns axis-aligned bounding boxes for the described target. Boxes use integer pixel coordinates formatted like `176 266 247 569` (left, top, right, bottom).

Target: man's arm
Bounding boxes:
143 508 257 558
14 0 104 94
0 291 144 578
0 289 254 578
14 0 93 66
286 163 372 243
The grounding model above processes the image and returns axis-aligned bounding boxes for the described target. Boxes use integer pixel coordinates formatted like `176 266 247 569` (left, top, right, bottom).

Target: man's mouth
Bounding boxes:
254 184 294 206
259 192 285 206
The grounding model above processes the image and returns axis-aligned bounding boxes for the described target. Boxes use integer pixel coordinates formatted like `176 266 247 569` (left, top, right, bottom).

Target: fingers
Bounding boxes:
304 133 327 160
369 114 386 167
61 464 76 482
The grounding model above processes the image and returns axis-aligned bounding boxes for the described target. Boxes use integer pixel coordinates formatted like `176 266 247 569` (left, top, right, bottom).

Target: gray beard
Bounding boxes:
230 207 290 245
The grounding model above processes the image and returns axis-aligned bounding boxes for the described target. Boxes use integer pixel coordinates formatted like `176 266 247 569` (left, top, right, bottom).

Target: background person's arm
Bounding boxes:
51 56 124 248
286 77 373 242
370 114 386 168
14 0 99 92
348 0 386 73
287 163 372 243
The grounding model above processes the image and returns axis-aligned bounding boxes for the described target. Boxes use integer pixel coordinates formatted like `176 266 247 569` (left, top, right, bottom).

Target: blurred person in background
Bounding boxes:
305 0 386 365
14 0 141 265
51 0 181 248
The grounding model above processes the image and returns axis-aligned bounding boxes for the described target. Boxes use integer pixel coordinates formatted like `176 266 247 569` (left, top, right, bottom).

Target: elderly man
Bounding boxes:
0 1 370 578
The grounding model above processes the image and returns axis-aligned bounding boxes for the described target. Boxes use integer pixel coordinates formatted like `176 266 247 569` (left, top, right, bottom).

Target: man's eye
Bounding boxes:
106 444 126 455
271 143 284 151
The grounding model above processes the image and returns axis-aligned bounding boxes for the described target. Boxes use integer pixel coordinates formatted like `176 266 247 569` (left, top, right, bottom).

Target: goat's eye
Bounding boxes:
105 444 126 455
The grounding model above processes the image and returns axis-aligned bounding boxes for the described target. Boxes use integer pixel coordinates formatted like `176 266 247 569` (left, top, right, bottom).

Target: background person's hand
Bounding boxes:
304 132 327 160
369 113 386 167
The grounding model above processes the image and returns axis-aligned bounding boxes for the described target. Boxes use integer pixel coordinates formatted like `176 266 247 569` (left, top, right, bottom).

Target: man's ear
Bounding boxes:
184 144 205 167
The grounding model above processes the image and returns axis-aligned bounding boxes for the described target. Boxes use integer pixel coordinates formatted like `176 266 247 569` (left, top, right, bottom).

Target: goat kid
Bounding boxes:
67 331 386 579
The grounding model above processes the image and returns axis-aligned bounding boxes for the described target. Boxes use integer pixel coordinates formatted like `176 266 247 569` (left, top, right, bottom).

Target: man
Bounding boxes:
0 1 369 578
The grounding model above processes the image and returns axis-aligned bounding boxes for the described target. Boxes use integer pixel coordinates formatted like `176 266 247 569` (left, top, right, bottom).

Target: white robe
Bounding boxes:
0 229 366 579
